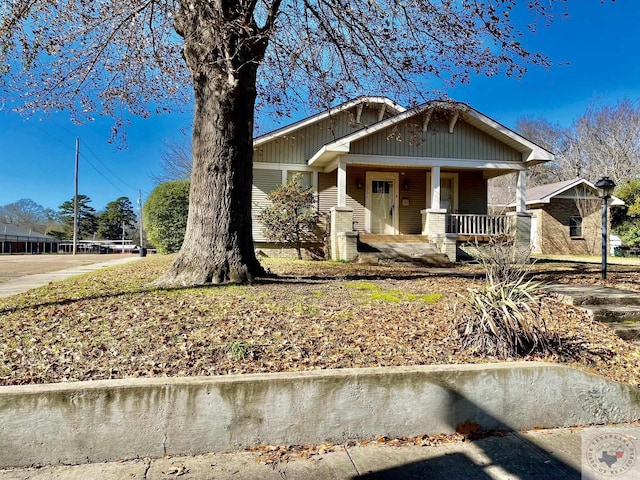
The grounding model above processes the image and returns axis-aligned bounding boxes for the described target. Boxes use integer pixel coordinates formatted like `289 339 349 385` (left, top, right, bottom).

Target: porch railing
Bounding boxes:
446 214 509 236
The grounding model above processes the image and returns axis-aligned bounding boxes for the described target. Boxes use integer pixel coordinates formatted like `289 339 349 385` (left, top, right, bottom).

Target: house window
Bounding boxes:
569 216 583 238
287 170 313 190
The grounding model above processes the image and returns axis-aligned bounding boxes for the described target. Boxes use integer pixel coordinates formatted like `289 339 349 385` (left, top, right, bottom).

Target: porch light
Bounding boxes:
356 179 363 189
595 176 616 280
595 176 616 199
403 180 409 191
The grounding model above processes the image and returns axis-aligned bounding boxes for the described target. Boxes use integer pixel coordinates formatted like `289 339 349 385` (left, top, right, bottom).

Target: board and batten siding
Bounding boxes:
254 107 387 165
349 118 522 162
457 171 488 215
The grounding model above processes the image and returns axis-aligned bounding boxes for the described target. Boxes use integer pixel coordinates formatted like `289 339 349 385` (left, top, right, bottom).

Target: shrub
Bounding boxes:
457 239 551 358
143 180 190 254
257 174 320 260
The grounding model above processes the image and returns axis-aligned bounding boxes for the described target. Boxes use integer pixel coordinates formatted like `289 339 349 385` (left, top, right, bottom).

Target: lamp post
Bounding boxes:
595 176 616 280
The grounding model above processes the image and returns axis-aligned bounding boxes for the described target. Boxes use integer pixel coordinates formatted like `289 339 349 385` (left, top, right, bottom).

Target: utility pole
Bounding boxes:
72 137 79 255
138 190 144 248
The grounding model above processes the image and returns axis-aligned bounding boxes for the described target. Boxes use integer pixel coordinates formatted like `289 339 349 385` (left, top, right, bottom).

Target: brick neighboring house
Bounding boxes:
511 179 624 256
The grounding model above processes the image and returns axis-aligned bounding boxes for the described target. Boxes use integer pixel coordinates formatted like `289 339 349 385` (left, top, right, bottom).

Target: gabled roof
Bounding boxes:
0 223 58 239
253 96 406 147
307 100 555 169
525 178 624 207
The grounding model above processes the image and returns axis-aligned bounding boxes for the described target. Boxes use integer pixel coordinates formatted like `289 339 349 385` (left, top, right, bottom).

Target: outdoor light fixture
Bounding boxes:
595 176 616 280
356 179 363 189
403 180 410 191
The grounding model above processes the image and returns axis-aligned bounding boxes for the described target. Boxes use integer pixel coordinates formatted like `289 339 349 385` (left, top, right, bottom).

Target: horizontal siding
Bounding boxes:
295 167 489 235
254 105 391 166
252 169 283 242
350 118 521 161
318 170 366 233
318 167 430 235
398 170 427 234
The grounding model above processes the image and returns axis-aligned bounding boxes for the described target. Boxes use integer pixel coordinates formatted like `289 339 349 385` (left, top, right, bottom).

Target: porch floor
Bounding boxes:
356 234 451 266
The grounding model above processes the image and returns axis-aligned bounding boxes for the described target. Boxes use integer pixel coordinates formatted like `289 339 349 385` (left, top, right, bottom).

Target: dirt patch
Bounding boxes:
0 254 138 282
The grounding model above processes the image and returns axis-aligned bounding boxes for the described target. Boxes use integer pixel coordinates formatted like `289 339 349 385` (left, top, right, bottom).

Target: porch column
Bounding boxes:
507 211 532 261
330 207 357 262
431 166 441 209
337 160 347 208
516 170 527 213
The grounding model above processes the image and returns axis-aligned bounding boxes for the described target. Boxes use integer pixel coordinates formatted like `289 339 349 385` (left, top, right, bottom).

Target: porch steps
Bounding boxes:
546 284 640 342
359 234 432 244
356 235 451 267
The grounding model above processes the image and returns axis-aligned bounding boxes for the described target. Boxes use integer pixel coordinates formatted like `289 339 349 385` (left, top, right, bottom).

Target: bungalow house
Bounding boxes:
251 96 554 261
510 178 624 256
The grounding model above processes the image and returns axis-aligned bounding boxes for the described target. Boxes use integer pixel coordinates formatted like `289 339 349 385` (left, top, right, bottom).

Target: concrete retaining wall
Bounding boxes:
1 362 640 467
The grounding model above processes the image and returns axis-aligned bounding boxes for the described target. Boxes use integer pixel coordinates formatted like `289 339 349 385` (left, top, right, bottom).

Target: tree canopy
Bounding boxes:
58 194 98 239
0 1 559 124
0 198 57 233
489 98 640 205
97 196 137 239
1 0 580 285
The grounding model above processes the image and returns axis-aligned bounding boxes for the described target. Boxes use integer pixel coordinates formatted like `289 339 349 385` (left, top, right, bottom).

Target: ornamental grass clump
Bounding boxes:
458 240 552 358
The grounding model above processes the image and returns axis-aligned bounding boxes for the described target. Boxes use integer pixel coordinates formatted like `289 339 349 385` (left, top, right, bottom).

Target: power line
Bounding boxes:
79 139 138 191
21 117 140 199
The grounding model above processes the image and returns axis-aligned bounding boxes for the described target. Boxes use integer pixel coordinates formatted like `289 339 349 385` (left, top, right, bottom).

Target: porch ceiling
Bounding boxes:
320 154 528 174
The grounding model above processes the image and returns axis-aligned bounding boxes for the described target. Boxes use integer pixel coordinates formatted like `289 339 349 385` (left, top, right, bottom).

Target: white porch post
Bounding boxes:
516 170 527 213
431 166 441 209
337 160 347 207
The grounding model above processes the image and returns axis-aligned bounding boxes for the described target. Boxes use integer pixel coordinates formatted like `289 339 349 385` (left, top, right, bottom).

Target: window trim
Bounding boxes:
569 216 583 238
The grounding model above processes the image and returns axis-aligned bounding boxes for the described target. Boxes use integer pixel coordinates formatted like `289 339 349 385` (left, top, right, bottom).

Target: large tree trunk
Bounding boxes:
158 3 270 286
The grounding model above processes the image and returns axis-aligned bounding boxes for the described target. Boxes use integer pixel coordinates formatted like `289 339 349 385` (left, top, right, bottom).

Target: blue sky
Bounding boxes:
1 0 639 212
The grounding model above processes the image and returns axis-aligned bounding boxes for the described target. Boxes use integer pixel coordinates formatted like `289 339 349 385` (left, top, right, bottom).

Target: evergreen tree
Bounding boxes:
97 197 137 240
58 195 98 239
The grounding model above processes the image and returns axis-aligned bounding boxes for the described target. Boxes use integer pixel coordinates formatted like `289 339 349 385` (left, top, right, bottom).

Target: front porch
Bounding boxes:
340 214 530 266
327 165 532 262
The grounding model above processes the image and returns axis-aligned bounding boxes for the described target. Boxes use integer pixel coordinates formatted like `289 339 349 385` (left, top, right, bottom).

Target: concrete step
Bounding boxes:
546 285 640 307
357 251 451 267
583 305 640 324
357 237 451 266
359 234 431 244
610 323 640 341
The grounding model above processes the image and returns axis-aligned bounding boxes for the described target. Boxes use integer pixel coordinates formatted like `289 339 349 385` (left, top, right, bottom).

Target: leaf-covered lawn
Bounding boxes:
1 255 639 387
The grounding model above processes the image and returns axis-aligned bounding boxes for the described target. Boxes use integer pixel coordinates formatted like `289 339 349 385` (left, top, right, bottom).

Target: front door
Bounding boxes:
366 172 399 234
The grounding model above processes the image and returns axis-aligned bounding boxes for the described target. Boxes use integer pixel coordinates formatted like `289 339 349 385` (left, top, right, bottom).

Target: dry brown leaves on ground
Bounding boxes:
247 432 469 465
0 255 638 388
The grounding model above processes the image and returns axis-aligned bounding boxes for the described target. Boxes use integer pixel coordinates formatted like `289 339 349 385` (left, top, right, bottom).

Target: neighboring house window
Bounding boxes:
287 170 313 190
569 216 583 238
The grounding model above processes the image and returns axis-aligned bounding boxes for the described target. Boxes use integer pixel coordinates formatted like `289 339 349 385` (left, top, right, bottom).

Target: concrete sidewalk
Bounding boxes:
0 424 630 479
0 256 143 298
